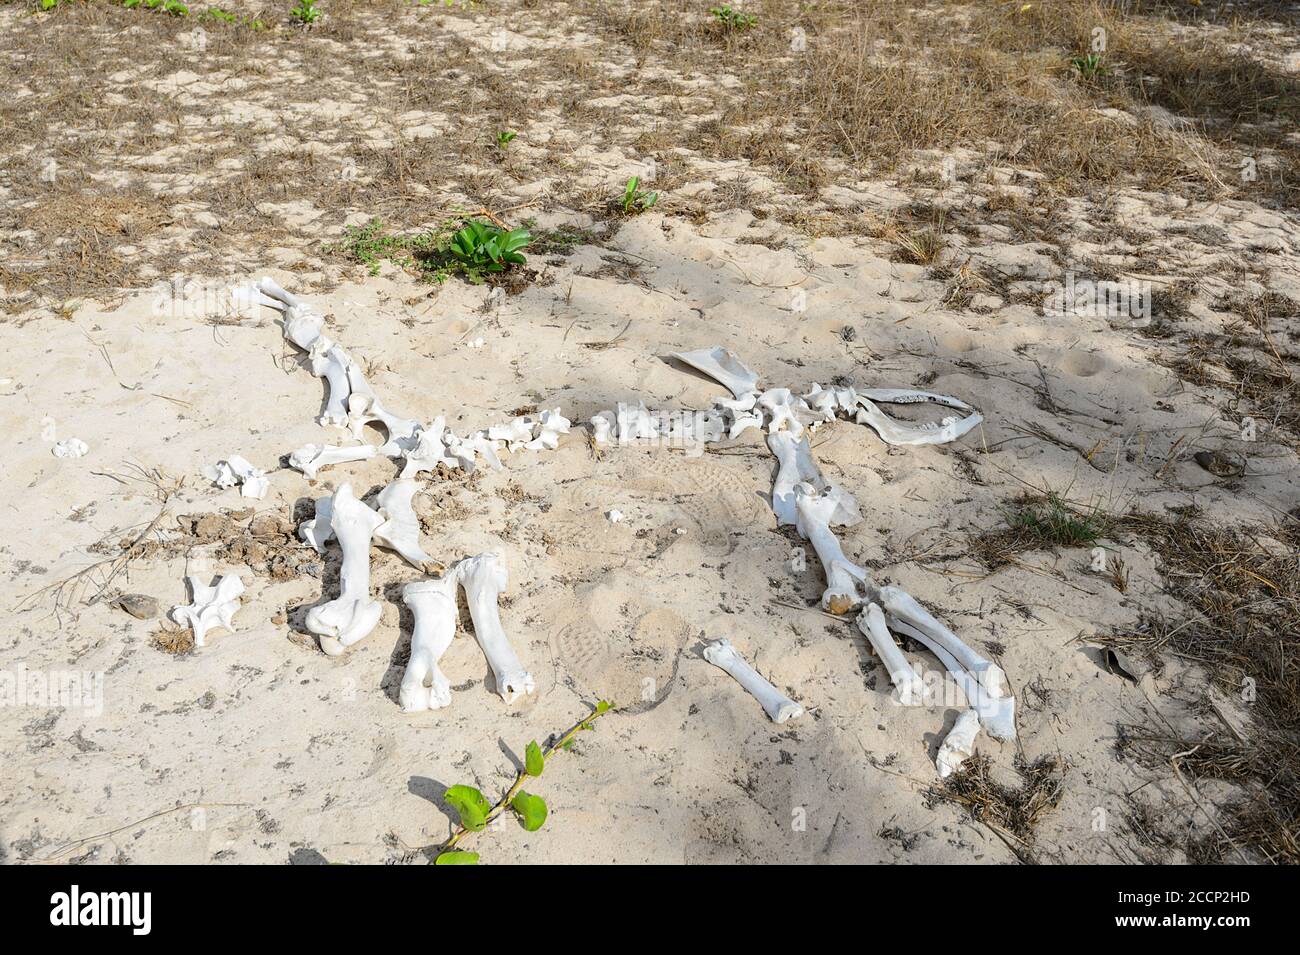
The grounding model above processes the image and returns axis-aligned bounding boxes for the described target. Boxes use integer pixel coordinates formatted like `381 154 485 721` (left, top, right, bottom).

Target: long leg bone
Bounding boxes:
171 574 244 648
457 553 535 703
703 638 803 723
875 586 1007 699
400 573 461 712
793 482 869 614
373 478 436 570
305 483 384 656
856 603 924 705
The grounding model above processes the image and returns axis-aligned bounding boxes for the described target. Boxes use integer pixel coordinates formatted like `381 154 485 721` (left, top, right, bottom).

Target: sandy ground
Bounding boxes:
2 1 1298 865
3 198 1296 864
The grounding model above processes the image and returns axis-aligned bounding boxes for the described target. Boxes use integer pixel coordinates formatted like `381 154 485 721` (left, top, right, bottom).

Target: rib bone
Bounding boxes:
171 574 244 648
703 638 803 723
305 483 384 656
400 573 461 712
457 553 535 703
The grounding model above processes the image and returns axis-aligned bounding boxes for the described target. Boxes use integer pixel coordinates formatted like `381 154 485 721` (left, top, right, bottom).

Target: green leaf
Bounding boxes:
511 791 548 832
444 784 492 831
434 850 480 865
595 700 613 714
525 740 545 777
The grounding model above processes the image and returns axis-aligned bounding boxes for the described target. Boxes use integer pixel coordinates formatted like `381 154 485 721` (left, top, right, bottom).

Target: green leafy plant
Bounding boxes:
709 5 756 30
291 0 321 24
446 218 532 283
435 701 614 864
494 130 517 150
620 176 659 214
1070 53 1106 81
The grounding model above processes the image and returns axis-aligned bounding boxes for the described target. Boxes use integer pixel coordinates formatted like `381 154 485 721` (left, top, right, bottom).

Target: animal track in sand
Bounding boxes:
1057 350 1109 378
554 605 690 712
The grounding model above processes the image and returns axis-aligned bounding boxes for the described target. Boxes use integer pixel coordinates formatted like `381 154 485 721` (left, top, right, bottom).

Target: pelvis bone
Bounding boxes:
305 483 384 656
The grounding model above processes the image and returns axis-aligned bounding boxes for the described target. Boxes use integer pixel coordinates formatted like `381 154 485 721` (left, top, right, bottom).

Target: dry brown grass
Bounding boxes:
929 754 1067 863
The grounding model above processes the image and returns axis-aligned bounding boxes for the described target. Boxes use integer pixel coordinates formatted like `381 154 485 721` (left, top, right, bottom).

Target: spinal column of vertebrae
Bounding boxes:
235 282 1009 774
589 346 1013 774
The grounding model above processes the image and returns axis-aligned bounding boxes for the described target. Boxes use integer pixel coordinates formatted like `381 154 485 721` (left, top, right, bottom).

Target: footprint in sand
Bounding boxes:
553 601 692 713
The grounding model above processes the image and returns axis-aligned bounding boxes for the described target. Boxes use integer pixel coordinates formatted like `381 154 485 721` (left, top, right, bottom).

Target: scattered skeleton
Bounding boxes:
220 283 1006 776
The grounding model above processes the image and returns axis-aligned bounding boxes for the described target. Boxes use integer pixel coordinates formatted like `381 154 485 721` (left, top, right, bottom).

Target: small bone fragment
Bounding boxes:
373 478 435 570
305 484 384 656
488 417 536 450
299 495 334 553
606 509 624 523
52 438 89 459
589 410 617 444
856 604 923 706
457 553 535 703
703 638 803 723
937 709 981 778
673 346 761 398
615 401 660 441
171 574 244 648
400 573 461 712
400 419 456 478
289 442 377 479
207 455 268 499
524 408 571 450
794 483 869 614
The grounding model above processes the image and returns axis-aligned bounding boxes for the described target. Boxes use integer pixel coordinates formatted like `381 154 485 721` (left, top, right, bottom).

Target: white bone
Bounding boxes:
401 419 457 478
308 339 352 427
488 417 536 449
171 574 243 648
373 478 435 570
289 442 377 479
852 394 982 446
673 346 760 398
614 401 660 442
856 603 923 706
589 410 616 444
255 277 325 350
703 638 803 723
299 495 334 553
524 408 571 450
228 280 280 315
876 586 1007 699
794 483 869 614
769 432 860 528
305 484 384 656
937 708 981 778
885 614 1015 740
52 438 89 459
457 553 535 703
400 573 461 712
757 388 808 436
713 392 764 439
206 455 268 499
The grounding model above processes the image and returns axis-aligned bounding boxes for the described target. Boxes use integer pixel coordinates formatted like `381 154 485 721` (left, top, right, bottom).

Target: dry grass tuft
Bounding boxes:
929 754 1067 863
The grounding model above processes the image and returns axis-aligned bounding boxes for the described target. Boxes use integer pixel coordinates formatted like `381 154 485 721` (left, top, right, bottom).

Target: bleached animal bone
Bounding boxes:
299 495 334 553
457 553 535 703
673 346 761 399
757 388 809 436
488 417 536 450
937 709 980 778
524 408 571 450
400 419 456 479
615 401 661 441
308 339 353 428
345 380 422 454
794 483 869 614
400 573 461 712
255 276 325 350
305 484 384 656
289 442 377 479
52 438 89 459
703 638 803 723
875 586 1006 700
206 455 268 499
713 392 763 439
769 432 860 528
856 604 923 706
443 430 503 472
171 574 244 648
852 391 982 446
373 478 435 570
589 410 616 444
